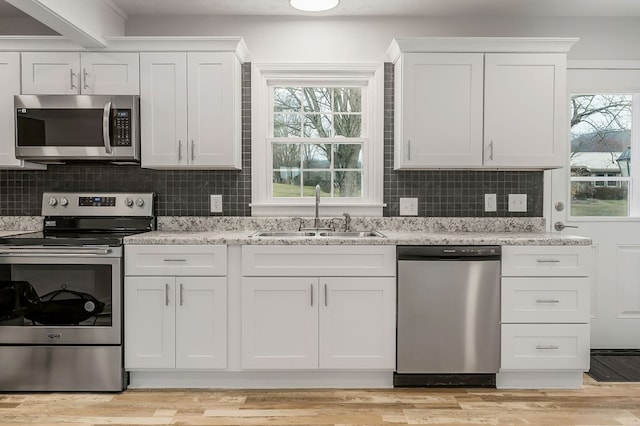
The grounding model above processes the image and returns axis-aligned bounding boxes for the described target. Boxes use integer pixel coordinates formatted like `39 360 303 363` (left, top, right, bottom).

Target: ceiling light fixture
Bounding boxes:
290 0 339 12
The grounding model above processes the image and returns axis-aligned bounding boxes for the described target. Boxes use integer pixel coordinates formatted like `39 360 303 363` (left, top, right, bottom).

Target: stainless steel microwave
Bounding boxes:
14 95 140 162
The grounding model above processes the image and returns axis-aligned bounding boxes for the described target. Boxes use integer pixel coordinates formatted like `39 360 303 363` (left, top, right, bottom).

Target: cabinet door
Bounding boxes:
140 52 188 168
81 52 139 95
21 52 80 94
176 277 227 369
187 52 241 169
319 277 396 369
395 53 484 169
241 277 318 369
484 53 566 168
124 277 176 369
0 53 45 170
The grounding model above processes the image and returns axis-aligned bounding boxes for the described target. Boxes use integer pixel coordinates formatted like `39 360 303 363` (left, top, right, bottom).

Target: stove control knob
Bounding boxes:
135 198 145 208
124 198 134 207
60 198 69 207
49 197 58 207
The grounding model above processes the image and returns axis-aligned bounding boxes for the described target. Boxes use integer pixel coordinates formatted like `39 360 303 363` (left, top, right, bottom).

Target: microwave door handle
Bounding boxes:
102 101 113 154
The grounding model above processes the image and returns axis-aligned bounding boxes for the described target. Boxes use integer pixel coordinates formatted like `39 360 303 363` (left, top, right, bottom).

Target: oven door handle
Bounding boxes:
0 247 112 256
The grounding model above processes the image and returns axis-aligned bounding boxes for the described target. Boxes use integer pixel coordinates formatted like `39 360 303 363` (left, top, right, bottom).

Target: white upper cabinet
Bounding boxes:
395 53 484 168
140 51 242 170
21 52 139 95
484 53 566 168
388 37 577 170
0 52 45 170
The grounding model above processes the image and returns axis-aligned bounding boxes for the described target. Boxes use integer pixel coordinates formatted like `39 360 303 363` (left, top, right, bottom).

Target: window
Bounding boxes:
569 93 635 217
272 87 363 198
252 65 384 216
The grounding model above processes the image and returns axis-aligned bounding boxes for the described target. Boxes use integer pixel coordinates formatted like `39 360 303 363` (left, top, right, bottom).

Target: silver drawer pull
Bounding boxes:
536 345 559 350
537 259 561 263
163 258 187 262
536 299 560 303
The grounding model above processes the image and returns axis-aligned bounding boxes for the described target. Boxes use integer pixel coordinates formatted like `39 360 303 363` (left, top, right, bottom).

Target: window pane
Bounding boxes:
302 88 331 113
302 144 331 169
303 171 331 197
571 180 629 216
274 114 301 137
273 87 301 112
334 171 362 197
333 88 361 112
334 144 362 168
570 94 632 217
303 114 331 138
273 171 301 197
273 143 300 169
333 114 361 137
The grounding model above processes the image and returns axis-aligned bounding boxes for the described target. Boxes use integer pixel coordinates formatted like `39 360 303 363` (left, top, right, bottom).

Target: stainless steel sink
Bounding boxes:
250 230 386 238
249 231 318 237
317 231 386 238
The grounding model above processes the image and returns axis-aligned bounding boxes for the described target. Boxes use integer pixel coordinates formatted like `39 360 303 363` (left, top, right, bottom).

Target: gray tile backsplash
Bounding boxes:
0 62 543 217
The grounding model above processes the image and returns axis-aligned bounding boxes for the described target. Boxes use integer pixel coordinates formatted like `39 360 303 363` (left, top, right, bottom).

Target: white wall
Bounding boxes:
124 15 640 62
0 16 57 35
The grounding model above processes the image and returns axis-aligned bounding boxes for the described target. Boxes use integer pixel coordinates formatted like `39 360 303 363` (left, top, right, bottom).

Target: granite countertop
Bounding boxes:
0 216 592 246
123 229 591 246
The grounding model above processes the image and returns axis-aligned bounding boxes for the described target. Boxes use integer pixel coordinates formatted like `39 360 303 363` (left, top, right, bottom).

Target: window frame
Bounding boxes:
251 63 384 217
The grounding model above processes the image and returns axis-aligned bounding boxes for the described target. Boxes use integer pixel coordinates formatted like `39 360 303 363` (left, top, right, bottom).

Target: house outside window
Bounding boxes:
251 64 384 217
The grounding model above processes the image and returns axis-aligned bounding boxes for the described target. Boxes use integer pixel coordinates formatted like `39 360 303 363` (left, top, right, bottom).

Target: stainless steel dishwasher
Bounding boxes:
395 245 501 387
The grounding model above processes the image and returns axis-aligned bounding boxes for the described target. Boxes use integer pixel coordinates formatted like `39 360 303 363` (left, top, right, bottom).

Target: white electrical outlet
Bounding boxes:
399 198 418 216
484 194 497 212
508 194 527 212
210 194 223 213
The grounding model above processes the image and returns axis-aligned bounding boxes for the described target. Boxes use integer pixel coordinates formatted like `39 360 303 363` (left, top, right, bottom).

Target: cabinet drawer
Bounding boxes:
125 245 227 276
241 245 396 277
501 324 590 370
502 245 592 277
501 277 590 323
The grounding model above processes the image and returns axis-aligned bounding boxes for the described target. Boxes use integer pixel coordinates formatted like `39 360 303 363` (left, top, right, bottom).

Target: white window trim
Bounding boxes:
251 63 385 217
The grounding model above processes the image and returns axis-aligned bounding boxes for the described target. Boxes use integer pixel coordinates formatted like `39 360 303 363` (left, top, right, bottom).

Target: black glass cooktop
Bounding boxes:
0 231 147 247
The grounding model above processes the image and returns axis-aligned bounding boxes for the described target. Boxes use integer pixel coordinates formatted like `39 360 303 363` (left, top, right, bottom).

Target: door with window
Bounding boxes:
550 65 640 348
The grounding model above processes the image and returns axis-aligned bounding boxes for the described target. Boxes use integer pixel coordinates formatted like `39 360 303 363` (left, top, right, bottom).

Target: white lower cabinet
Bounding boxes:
125 276 227 369
124 245 228 370
241 245 396 371
498 245 592 389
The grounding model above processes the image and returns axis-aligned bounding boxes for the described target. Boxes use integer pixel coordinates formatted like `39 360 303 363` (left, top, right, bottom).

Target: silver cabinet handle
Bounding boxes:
191 140 195 161
310 284 313 306
165 283 170 306
537 259 560 263
407 139 411 161
536 299 560 303
163 258 186 262
178 140 183 161
179 283 184 306
554 221 579 231
536 345 559 350
83 68 89 90
488 141 494 161
324 284 328 306
102 101 113 154
70 69 76 89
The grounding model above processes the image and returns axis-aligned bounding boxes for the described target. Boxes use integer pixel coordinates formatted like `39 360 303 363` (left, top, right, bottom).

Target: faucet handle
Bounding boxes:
342 212 351 232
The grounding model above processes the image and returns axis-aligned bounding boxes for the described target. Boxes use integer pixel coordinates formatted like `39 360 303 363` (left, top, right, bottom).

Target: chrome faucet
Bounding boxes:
314 184 321 229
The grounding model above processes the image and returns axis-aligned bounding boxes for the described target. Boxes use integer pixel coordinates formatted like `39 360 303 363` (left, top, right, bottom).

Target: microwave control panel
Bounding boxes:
113 110 132 146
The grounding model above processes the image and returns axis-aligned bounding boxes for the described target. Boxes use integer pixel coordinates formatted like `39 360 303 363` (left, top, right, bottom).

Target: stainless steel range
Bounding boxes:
0 192 155 391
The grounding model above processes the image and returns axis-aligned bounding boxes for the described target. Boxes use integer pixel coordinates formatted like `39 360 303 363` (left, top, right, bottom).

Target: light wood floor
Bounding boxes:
2 376 640 425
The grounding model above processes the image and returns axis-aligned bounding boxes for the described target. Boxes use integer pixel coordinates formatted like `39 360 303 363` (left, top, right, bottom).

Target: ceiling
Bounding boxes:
2 0 640 18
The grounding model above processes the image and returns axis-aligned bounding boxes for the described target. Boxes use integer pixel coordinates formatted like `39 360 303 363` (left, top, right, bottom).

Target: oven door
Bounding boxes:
0 246 122 345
